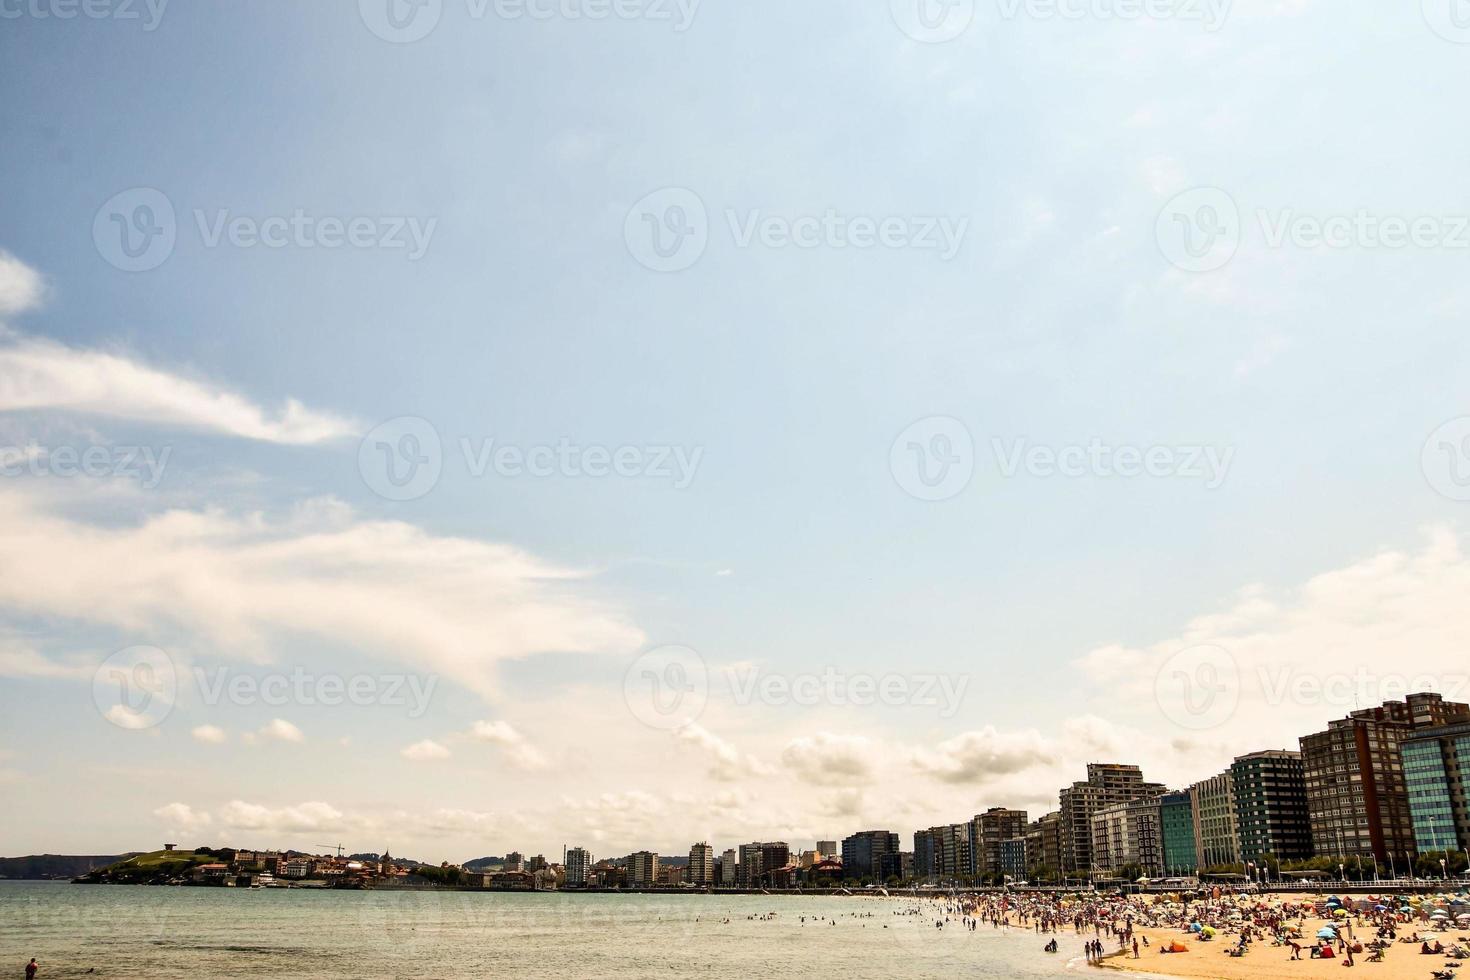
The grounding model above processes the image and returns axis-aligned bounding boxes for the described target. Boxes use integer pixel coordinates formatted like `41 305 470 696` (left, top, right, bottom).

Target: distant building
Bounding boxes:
758 843 790 886
1189 771 1240 868
687 843 714 886
625 851 659 887
1091 796 1162 878
1231 750 1313 864
841 830 900 881
1301 692 1469 864
1400 719 1470 854
719 849 737 887
503 851 525 873
1025 811 1063 879
564 847 592 888
737 843 763 887
973 808 1027 879
997 837 1027 880
1158 792 1197 876
815 841 837 859
1059 764 1165 877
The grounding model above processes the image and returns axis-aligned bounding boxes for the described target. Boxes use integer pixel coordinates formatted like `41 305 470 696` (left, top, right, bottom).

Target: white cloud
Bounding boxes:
154 802 212 833
0 488 644 702
253 719 304 743
218 800 345 835
1076 526 1470 778
0 251 43 317
781 733 875 786
911 727 1056 785
401 739 451 761
0 643 93 681
468 720 549 771
191 725 227 744
675 722 771 780
0 334 354 444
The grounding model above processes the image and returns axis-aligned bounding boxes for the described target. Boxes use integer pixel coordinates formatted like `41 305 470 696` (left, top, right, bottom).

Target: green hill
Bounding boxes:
76 849 221 884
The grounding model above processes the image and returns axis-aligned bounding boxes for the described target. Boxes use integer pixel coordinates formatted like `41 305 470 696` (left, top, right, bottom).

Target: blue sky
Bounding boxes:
3 0 1470 861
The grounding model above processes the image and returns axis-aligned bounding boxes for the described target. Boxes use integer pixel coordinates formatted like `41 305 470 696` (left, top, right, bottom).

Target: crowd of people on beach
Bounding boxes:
902 885 1470 977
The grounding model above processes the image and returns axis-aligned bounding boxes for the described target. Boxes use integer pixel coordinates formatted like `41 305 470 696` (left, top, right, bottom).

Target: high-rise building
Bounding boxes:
1189 771 1240 868
1024 811 1062 878
841 830 900 881
564 847 592 887
1059 764 1165 877
973 808 1028 879
625 851 659 887
913 828 938 880
816 840 838 860
1301 692 1470 864
759 842 791 886
737 842 763 887
1090 796 1162 877
1401 719 1470 854
1158 792 1197 876
504 851 525 872
687 842 714 886
1230 750 1313 863
998 837 1027 880
719 848 737 887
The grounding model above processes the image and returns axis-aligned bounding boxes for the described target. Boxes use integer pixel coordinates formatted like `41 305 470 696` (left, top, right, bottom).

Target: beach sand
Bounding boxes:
1098 916 1466 980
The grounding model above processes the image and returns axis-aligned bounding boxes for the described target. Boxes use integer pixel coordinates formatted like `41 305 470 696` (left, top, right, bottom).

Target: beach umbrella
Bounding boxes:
1317 927 1337 939
1334 909 1350 917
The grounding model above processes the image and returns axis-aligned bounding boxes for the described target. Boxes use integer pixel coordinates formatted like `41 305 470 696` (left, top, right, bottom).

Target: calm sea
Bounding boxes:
0 881 1086 979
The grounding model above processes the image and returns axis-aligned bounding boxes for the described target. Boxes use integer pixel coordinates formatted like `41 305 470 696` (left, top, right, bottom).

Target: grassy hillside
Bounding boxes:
78 849 220 884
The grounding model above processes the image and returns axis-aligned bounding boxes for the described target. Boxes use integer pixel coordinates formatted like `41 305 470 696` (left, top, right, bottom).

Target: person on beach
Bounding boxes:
25 960 37 980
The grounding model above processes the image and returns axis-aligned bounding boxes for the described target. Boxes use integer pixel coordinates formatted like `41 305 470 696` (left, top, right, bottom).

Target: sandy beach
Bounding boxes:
1096 904 1469 980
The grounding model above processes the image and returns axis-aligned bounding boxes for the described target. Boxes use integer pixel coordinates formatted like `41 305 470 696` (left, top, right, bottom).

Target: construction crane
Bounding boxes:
316 843 346 857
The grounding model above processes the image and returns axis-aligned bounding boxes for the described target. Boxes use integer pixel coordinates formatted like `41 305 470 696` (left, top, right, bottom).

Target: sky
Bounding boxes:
3 0 1470 863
